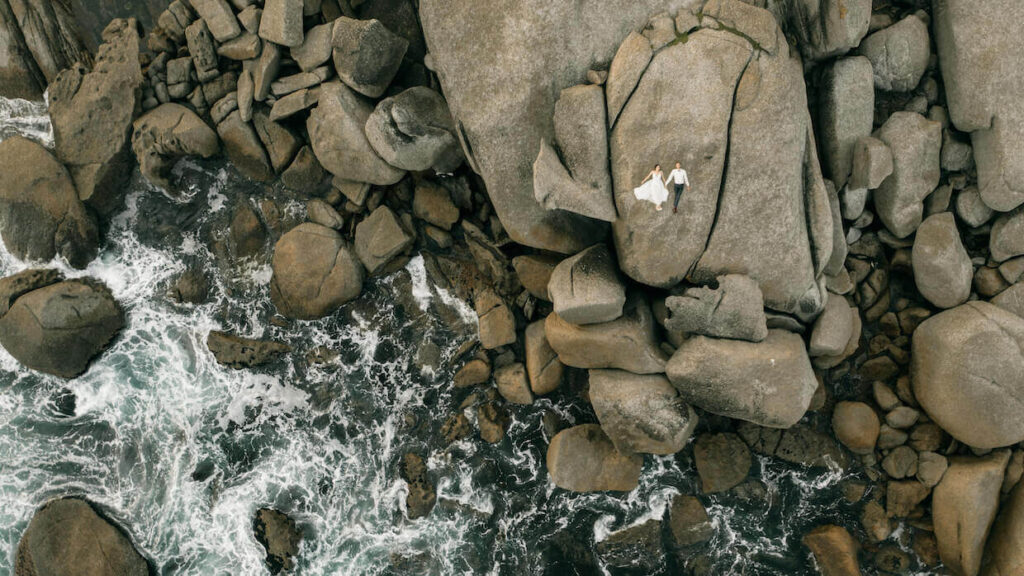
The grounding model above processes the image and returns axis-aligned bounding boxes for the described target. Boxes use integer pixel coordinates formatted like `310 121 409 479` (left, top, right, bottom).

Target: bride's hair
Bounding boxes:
654 164 661 170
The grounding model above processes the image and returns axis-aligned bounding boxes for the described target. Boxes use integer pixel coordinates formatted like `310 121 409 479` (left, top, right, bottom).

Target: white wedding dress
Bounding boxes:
633 172 669 206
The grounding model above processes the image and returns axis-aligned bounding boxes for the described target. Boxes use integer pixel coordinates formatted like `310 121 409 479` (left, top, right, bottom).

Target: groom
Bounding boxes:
668 162 690 214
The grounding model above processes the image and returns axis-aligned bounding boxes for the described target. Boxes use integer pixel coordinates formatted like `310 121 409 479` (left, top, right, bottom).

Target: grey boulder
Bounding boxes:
589 369 698 455
912 213 972 309
819 56 874 189
809 294 854 357
911 302 1024 449
664 274 768 343
547 244 626 325
331 16 408 98
270 223 364 319
132 103 220 190
873 112 942 238
259 0 303 47
354 205 414 275
773 0 871 61
0 136 99 269
546 424 642 492
667 330 817 428
365 86 464 173
859 15 931 92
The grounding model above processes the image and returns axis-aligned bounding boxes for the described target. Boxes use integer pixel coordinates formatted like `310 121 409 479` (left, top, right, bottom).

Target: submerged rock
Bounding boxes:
254 508 302 574
667 330 817 428
803 525 861 576
0 136 99 269
668 494 713 548
0 277 122 378
15 498 148 576
589 369 697 455
206 331 291 369
911 302 1024 449
270 223 364 320
546 424 642 492
595 519 663 572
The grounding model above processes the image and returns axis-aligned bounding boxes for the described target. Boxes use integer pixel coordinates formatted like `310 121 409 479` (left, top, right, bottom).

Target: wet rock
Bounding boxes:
15 498 148 576
850 136 894 191
412 183 459 231
667 330 817 429
400 452 436 519
0 278 122 378
366 87 464 173
454 357 490 389
859 15 930 92
595 520 663 571
253 108 302 173
132 103 220 190
308 82 405 185
886 480 930 518
589 369 697 455
739 423 848 469
874 545 911 576
668 494 713 548
218 110 274 182
495 363 533 405
873 112 942 238
861 500 891 543
48 18 142 217
282 146 328 191
168 268 210 304
933 451 1011 576
270 223 364 320
776 0 871 61
0 136 99 269
474 288 515 350
911 302 1024 449
229 201 266 259
441 412 471 444
831 401 879 455
524 320 563 395
206 331 291 369
545 294 667 374
331 16 408 98
803 525 861 576
933 0 1024 212
693 432 750 494
477 402 510 443
911 213 971 309
546 424 642 492
665 274 767 343
254 508 302 574
809 295 854 357
819 56 874 188
984 480 1024 576
548 244 626 326
259 0 303 47
354 206 413 275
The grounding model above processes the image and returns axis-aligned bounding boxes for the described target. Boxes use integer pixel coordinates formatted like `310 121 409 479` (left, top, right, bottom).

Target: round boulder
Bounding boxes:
15 498 148 576
546 424 642 492
912 301 1024 449
0 278 122 378
270 223 364 320
912 212 972 309
365 86 465 173
831 401 880 455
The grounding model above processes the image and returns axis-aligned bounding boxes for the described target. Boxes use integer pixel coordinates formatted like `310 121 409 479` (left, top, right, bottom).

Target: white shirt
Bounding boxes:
668 168 690 185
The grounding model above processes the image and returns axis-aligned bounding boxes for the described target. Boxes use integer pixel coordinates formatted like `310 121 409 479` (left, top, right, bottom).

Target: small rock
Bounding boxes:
803 525 861 576
832 401 879 455
859 16 931 92
354 206 414 275
524 320 563 395
916 451 948 487
912 213 972 309
495 363 533 405
413 183 460 230
254 508 302 574
546 424 642 492
259 0 304 47
477 402 510 443
475 289 516 350
668 495 713 548
307 198 344 229
881 445 918 479
206 331 290 369
693 432 750 494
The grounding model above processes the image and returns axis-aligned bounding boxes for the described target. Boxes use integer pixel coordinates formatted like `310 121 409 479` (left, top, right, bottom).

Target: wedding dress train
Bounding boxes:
633 175 669 206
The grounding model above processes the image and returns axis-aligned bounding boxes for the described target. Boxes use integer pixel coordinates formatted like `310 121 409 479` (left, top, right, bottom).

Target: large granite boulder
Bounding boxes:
132 103 220 190
667 329 817 428
859 15 930 92
545 293 667 374
819 56 874 189
0 0 91 100
308 82 405 186
983 480 1024 576
525 319 563 395
589 369 698 455
0 276 122 378
911 302 1024 449
612 23 832 320
912 213 972 309
270 223 364 320
934 0 1024 212
331 16 408 98
873 112 942 238
772 0 871 61
419 0 675 252
15 498 148 576
991 208 1024 263
365 86 464 173
354 205 414 275
546 424 642 492
0 136 99 269
547 244 626 325
932 452 1011 576
218 110 274 182
664 274 768 342
47 18 142 217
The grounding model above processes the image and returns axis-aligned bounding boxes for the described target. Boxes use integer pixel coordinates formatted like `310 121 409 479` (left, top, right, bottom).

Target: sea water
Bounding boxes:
0 97 918 575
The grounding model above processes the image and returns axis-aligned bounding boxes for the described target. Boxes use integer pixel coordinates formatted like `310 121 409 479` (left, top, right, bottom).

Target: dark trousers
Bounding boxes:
673 183 687 209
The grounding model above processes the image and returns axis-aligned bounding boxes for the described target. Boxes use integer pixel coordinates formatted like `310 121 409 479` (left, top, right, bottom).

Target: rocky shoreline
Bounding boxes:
2 0 1024 574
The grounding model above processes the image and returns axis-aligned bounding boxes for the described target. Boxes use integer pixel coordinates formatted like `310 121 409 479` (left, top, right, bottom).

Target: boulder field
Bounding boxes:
0 0 1023 573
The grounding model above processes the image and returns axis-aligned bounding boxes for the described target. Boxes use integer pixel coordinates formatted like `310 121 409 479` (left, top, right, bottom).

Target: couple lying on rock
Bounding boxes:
634 162 691 212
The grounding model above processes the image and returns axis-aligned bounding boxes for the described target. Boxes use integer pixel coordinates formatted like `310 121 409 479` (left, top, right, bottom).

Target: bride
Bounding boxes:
633 164 669 211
